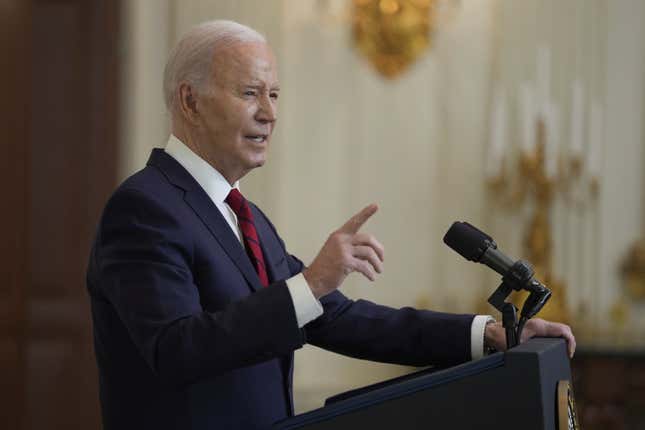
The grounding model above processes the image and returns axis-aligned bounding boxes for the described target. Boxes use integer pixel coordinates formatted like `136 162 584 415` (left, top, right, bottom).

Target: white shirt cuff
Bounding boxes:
285 273 324 328
471 315 495 360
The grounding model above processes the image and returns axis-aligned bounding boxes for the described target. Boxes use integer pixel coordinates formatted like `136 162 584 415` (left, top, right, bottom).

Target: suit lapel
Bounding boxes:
147 149 263 292
184 189 263 292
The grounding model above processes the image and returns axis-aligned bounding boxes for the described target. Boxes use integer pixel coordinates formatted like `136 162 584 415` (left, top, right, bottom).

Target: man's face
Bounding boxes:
195 41 279 183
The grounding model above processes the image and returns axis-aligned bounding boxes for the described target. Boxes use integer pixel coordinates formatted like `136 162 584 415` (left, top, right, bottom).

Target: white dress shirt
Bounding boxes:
164 134 492 359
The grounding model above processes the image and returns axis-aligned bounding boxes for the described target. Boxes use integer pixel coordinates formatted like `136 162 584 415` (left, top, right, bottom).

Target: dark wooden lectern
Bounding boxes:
275 338 576 430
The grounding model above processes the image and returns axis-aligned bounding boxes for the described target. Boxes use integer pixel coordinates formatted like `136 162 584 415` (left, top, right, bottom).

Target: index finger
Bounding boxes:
338 204 378 234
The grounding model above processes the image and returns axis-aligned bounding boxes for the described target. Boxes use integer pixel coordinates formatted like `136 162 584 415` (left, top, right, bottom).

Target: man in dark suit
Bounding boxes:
87 20 575 430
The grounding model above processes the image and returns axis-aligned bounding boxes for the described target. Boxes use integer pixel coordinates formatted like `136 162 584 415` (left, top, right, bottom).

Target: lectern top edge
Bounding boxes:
277 353 505 429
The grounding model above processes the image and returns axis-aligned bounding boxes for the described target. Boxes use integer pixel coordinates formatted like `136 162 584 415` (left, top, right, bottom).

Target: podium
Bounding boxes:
274 338 576 430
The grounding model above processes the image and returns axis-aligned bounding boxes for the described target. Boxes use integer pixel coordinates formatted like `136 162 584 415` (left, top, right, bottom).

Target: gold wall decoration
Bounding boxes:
621 239 645 299
352 0 434 78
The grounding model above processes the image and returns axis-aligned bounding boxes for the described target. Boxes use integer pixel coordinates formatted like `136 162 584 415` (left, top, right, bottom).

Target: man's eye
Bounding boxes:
270 93 279 100
244 91 256 96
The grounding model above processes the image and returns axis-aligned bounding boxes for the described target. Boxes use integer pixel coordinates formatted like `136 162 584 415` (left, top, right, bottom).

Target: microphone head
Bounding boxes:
443 221 497 262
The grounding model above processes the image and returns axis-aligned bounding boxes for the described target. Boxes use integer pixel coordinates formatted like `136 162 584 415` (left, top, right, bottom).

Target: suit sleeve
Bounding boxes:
303 292 474 367
93 188 305 387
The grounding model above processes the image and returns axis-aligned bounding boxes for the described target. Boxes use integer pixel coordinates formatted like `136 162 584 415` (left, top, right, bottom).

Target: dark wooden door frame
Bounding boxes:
1 1 32 428
1 0 120 428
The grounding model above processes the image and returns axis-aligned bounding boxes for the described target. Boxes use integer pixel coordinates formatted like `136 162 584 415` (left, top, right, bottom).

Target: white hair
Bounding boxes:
163 20 266 116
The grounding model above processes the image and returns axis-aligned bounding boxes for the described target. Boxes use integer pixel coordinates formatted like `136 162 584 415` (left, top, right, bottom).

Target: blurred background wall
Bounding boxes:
2 0 644 428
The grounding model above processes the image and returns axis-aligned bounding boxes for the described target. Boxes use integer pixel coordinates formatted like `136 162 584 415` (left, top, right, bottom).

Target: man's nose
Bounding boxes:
256 94 277 123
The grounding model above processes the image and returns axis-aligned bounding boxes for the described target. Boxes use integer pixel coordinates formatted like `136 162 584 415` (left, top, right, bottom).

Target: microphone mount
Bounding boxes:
487 259 552 349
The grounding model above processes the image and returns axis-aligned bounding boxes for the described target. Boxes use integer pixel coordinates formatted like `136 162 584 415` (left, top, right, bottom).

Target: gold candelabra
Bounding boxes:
486 119 584 324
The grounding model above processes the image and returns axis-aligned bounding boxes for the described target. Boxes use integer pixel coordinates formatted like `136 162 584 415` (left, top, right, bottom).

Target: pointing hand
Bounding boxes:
303 204 385 299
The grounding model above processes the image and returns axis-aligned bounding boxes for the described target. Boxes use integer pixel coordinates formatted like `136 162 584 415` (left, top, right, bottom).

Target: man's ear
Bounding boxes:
178 83 201 125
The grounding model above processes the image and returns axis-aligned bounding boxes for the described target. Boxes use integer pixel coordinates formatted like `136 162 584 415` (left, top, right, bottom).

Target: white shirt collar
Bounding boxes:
164 134 240 204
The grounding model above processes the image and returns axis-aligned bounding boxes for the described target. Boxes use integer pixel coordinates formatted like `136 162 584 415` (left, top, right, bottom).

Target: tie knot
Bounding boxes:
225 188 246 215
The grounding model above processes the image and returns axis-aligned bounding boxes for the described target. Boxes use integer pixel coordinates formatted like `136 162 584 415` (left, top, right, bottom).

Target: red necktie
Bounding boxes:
225 189 269 287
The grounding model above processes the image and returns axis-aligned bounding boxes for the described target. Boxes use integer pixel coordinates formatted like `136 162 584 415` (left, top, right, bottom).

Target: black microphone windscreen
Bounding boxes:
443 221 495 262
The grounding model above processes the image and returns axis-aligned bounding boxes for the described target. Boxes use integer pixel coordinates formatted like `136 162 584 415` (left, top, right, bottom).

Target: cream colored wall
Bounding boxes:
272 1 496 411
118 0 172 178
119 0 645 414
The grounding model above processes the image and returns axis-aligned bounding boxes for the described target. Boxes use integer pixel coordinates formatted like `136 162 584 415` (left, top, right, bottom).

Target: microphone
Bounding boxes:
442 221 515 277
442 221 551 321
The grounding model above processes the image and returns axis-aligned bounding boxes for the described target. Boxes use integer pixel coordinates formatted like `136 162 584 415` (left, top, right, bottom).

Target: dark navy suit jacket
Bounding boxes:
86 149 475 429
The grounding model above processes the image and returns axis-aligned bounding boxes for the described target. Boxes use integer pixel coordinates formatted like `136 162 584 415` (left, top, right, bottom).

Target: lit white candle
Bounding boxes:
537 45 551 118
587 101 603 178
544 102 560 179
520 83 535 154
486 87 507 178
570 80 584 157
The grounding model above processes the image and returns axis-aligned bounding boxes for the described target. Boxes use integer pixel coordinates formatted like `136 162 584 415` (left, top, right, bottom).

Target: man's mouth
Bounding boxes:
245 135 268 143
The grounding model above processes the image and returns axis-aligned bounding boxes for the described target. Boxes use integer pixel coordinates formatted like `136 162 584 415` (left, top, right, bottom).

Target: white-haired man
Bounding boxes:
87 20 575 430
